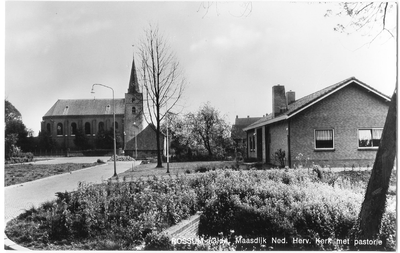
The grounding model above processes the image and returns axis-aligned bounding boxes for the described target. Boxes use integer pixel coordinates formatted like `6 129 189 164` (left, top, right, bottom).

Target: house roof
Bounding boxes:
231 116 263 139
43 99 125 118
126 124 165 151
243 77 391 131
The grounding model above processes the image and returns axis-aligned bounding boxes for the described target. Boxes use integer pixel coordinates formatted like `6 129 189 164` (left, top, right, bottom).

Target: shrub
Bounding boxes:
197 169 368 250
144 232 172 250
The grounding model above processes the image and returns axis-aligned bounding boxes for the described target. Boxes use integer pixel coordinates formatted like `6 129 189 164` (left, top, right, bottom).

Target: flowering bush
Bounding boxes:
5 168 396 250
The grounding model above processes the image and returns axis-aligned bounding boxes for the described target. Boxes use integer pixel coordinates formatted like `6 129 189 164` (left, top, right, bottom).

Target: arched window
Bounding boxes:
71 122 77 136
85 122 91 135
57 123 63 136
98 122 105 131
46 123 51 133
132 107 136 114
114 122 119 129
132 97 136 103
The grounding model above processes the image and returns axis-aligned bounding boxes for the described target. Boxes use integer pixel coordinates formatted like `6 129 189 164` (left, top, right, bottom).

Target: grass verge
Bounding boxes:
5 163 99 186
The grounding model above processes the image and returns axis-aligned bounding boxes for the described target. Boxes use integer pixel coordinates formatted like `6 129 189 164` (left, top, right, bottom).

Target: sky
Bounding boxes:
4 1 397 136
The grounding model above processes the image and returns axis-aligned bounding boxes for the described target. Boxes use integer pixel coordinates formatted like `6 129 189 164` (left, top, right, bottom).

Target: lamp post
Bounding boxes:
91 83 117 177
133 122 138 160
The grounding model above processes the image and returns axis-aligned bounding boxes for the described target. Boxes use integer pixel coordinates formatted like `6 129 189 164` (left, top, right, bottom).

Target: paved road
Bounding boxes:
4 157 141 223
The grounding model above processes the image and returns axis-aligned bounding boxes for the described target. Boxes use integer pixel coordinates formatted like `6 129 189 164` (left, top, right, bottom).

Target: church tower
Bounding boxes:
124 54 144 146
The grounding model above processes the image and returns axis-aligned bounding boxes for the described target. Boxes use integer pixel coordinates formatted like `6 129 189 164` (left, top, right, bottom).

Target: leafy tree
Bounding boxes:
161 113 194 161
137 24 186 168
73 128 92 150
187 102 233 158
95 128 122 150
38 130 57 151
4 99 32 157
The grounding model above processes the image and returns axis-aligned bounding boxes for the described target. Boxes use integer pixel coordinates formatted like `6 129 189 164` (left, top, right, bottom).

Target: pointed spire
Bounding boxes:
128 52 140 94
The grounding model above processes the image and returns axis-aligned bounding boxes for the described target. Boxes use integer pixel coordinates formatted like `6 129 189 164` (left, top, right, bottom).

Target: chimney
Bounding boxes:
286 90 295 105
272 85 287 117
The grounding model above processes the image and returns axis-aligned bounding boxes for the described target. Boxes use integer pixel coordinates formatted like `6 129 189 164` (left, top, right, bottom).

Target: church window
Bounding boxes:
57 123 63 136
114 122 119 129
46 123 51 133
85 122 91 135
71 123 77 136
132 107 136 114
132 97 136 103
98 122 105 131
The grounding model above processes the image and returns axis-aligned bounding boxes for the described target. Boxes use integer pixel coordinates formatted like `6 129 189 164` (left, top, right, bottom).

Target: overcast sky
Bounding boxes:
5 1 397 136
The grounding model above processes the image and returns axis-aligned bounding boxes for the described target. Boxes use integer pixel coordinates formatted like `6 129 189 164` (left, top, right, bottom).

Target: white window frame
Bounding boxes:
314 129 335 150
358 128 383 149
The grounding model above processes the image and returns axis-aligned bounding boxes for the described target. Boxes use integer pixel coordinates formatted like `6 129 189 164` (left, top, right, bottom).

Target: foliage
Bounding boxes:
73 128 92 150
274 149 286 168
95 128 121 149
197 169 395 250
6 168 396 250
6 176 198 250
186 102 234 158
38 130 57 151
5 99 36 157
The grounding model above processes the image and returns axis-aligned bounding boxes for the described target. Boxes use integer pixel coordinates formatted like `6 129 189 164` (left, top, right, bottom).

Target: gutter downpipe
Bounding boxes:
287 119 291 168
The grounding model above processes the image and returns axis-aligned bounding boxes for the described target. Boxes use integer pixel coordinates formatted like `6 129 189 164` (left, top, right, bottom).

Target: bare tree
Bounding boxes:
137 24 186 168
326 2 396 44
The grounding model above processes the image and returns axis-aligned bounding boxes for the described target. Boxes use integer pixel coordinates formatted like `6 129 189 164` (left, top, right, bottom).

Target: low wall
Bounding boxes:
162 212 202 239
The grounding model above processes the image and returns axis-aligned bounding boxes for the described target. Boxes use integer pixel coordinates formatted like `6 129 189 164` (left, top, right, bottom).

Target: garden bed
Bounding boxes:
5 168 396 250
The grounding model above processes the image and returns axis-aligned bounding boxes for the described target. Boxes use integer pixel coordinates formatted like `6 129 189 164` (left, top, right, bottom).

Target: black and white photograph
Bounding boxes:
4 1 397 251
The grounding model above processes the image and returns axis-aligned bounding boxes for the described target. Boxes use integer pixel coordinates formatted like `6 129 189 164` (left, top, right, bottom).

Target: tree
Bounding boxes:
95 128 121 150
326 3 397 244
4 99 31 157
137 24 186 168
161 113 194 161
38 130 57 151
357 91 396 245
187 102 233 158
326 2 396 44
73 128 92 150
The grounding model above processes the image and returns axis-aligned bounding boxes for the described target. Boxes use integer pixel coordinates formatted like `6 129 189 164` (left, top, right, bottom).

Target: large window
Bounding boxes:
359 128 383 148
98 122 105 131
315 129 334 149
85 122 91 135
57 123 63 136
71 122 77 136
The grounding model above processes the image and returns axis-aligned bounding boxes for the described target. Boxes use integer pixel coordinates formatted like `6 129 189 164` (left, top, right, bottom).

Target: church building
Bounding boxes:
41 55 163 158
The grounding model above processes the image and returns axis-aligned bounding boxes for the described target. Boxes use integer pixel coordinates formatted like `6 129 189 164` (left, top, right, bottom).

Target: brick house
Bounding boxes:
41 55 164 158
231 115 262 159
243 77 391 167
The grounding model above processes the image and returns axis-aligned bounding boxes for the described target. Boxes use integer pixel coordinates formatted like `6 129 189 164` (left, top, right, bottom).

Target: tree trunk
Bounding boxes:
358 90 396 243
156 118 163 168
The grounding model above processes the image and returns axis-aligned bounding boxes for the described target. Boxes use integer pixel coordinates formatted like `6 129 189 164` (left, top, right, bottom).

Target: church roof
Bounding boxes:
128 54 140 94
43 99 125 118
